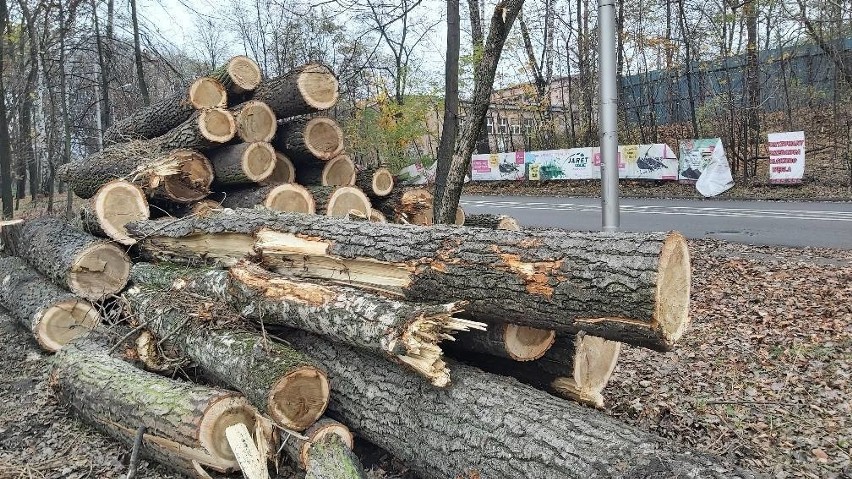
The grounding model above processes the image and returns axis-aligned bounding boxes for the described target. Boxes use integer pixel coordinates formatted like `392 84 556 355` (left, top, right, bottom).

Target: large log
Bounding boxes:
210 55 263 96
220 183 316 214
305 186 371 218
52 337 260 476
372 188 432 225
156 108 236 152
274 117 344 163
295 154 355 187
0 216 131 300
262 152 295 185
450 322 555 361
59 141 214 202
129 262 482 386
304 434 366 479
0 256 101 352
354 167 394 198
123 285 330 430
251 63 339 119
126 209 691 351
102 77 227 146
281 331 754 479
464 213 521 231
230 100 277 142
281 418 353 470
80 180 150 246
209 142 276 186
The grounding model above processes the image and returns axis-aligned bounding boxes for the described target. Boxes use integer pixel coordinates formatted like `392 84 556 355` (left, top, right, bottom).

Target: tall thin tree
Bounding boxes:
130 0 150 105
433 0 461 222
0 0 12 218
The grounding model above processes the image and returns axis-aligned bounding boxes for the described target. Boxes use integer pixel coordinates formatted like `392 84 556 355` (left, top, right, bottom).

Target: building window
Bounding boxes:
524 118 536 133
497 118 508 134
486 117 494 134
511 122 521 135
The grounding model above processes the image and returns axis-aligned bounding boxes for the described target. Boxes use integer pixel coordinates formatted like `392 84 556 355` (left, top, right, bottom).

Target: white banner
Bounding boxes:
470 151 526 181
767 131 805 184
525 148 596 180
592 144 678 180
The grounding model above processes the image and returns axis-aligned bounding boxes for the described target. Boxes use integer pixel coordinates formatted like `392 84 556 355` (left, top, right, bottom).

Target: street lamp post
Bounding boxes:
598 0 620 231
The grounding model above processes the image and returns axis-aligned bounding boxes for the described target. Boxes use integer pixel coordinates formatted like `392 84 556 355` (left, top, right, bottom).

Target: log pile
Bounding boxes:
0 54 758 479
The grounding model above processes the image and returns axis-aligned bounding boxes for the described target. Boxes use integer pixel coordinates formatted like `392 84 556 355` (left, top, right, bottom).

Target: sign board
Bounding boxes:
593 144 678 180
470 151 526 181
767 131 805 184
679 138 723 183
525 148 596 180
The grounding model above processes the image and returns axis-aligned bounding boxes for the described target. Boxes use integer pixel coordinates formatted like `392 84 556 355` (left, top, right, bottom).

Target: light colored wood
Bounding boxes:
198 108 237 144
225 423 270 479
87 180 150 246
263 152 295 185
369 167 394 196
551 334 622 408
266 184 316 214
160 150 215 202
68 242 131 300
221 55 262 93
234 101 277 142
297 64 339 110
38 299 101 352
321 154 355 186
369 210 387 223
188 77 227 109
242 143 277 182
504 325 556 361
655 233 691 344
284 418 354 469
303 117 344 160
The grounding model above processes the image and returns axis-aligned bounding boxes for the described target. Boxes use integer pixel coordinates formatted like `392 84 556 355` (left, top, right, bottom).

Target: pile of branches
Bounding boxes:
0 55 756 479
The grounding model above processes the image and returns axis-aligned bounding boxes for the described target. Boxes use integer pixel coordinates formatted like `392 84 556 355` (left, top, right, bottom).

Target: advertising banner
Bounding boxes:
470 151 526 181
592 144 678 180
679 138 723 183
767 131 805 184
525 148 596 180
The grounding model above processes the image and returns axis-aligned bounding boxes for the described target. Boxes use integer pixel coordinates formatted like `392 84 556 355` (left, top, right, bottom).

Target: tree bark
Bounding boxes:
129 0 149 105
273 117 344 163
122 285 330 431
209 142 276 186
126 209 691 351
1 216 131 300
130 261 480 387
220 183 316 214
281 331 755 479
230 100 277 143
305 186 371 217
0 0 13 219
464 213 520 231
433 0 460 223
0 256 101 352
450 322 555 361
251 63 339 120
155 108 236 152
59 141 213 202
52 337 258 476
211 55 263 97
296 155 356 187
80 180 150 246
305 434 366 479
280 418 352 470
103 78 227 146
354 167 394 198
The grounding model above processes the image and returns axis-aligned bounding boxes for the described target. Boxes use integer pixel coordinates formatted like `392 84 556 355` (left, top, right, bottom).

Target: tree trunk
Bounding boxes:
103 78 227 146
305 186 371 217
129 0 149 105
433 0 460 223
59 141 214 202
296 155 356 187
354 167 394 198
372 188 433 224
122 285 330 431
127 210 691 351
52 337 258 475
464 214 520 231
281 331 755 479
130 261 480 387
251 63 339 120
92 0 111 133
0 216 131 300
305 434 366 479
0 256 101 352
80 180 150 246
281 418 353 470
450 323 555 361
261 152 295 185
209 142 276 186
220 183 316 214
155 108 236 152
0 0 13 219
230 100 277 143
211 55 263 97
273 117 344 163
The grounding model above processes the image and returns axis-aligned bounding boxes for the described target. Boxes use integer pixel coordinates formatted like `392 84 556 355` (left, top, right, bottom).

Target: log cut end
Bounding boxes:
188 77 228 109
397 304 486 387
265 184 316 214
369 167 394 196
454 206 466 226
264 152 295 184
191 199 224 217
369 210 387 223
551 334 621 408
653 231 692 348
322 155 356 186
37 299 101 352
269 366 330 430
224 55 263 93
235 101 277 142
199 108 237 144
91 180 150 245
496 216 521 231
162 150 215 202
198 394 261 470
240 142 277 182
322 186 371 218
69 242 132 300
297 419 354 469
304 117 345 160
503 325 556 361
297 63 339 111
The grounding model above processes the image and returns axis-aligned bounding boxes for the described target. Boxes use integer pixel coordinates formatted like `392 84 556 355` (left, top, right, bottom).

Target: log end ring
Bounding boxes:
69 242 132 301
298 63 339 111
199 394 260 469
504 325 556 361
654 231 691 347
36 299 101 352
268 366 330 431
265 183 316 214
189 77 227 109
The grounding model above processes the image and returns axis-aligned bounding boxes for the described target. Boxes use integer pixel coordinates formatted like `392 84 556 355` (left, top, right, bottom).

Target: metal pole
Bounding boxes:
598 0 620 231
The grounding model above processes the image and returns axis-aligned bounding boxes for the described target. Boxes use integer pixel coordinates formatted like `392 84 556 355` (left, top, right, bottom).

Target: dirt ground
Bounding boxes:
0 239 850 478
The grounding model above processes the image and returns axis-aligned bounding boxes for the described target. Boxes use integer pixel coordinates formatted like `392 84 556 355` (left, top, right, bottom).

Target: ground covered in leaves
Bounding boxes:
0 239 849 478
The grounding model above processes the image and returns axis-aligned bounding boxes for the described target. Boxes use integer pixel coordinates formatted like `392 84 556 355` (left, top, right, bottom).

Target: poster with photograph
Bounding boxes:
470 151 526 181
679 138 724 183
767 131 805 184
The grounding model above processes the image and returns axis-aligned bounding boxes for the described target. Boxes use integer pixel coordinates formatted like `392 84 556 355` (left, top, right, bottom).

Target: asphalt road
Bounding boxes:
460 195 852 249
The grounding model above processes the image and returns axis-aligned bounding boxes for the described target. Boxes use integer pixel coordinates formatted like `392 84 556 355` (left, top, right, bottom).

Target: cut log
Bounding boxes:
281 331 754 479
231 100 277 142
354 167 394 198
80 180 150 246
262 152 295 185
274 117 344 163
102 77 227 146
156 108 236 152
52 337 259 475
464 214 521 231
306 186 371 218
295 154 356 187
129 261 483 386
209 142 276 186
282 418 353 470
221 183 316 214
372 188 432 225
368 210 387 223
123 285 330 430
304 433 366 479
450 323 555 361
0 216 131 301
126 209 691 351
59 141 214 202
251 63 339 119
210 55 262 96
0 256 101 352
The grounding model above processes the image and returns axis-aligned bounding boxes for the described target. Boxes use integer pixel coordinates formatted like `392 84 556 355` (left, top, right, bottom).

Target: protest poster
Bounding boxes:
470 151 526 181
679 139 724 183
767 131 805 184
